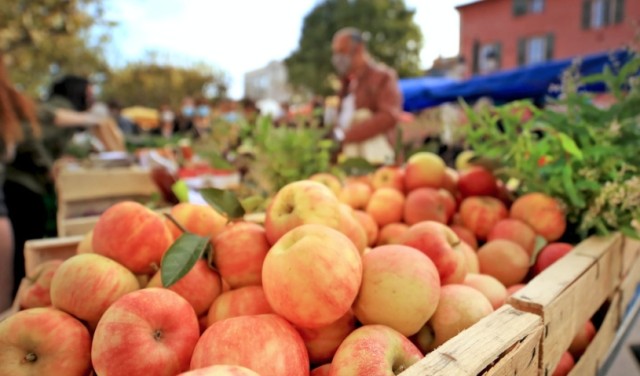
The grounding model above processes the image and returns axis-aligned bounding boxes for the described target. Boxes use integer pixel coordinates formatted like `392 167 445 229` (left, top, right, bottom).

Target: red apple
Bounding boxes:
438 189 457 223
372 166 405 192
366 187 405 227
147 259 222 316
339 182 373 210
207 286 273 325
212 222 269 288
533 243 574 275
488 219 537 256
0 307 91 376
179 365 260 376
93 201 174 274
19 260 62 309
353 210 379 247
330 325 423 375
463 273 508 310
264 180 364 251
477 240 530 287
510 193 567 242
296 310 356 364
190 314 309 376
417 284 493 352
50 253 140 327
441 167 459 195
262 224 362 329
401 221 467 284
457 166 498 198
552 352 575 376
165 203 228 241
459 196 508 240
92 288 200 376
450 225 478 250
377 223 410 246
309 173 342 196
353 245 441 336
403 188 447 225
569 320 596 359
404 152 446 191
311 364 331 376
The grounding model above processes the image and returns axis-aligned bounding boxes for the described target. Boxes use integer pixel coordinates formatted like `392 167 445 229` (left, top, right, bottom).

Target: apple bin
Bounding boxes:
3 226 638 375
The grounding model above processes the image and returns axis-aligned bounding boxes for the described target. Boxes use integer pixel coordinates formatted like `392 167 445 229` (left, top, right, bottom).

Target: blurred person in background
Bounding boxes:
4 74 105 297
193 98 211 137
176 96 195 134
108 100 137 135
328 27 403 165
0 54 41 310
158 103 176 138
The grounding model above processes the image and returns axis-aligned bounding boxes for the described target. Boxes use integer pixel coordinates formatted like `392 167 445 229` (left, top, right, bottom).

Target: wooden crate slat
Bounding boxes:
621 237 640 278
483 323 542 376
509 233 623 375
24 236 82 277
619 250 640 317
56 167 159 202
401 305 542 376
567 292 621 376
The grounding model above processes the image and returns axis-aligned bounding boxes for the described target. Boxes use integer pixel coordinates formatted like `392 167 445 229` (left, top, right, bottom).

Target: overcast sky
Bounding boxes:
104 0 473 98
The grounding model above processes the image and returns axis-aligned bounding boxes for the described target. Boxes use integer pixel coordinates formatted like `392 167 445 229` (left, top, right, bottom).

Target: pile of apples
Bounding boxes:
0 151 595 376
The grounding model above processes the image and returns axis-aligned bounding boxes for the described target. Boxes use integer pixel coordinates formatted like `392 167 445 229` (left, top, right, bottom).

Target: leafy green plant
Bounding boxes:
463 52 640 240
240 116 335 194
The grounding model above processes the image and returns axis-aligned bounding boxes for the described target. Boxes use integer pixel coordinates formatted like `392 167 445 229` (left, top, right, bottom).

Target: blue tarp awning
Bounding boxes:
399 49 633 112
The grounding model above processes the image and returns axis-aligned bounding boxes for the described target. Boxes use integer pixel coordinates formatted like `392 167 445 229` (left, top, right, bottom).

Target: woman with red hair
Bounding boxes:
0 54 41 310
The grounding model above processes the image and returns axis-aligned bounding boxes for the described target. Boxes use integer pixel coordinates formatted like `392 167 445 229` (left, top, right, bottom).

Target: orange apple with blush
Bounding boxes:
403 188 447 225
372 166 405 192
213 222 270 288
366 188 405 227
459 196 508 240
0 308 92 376
377 223 410 246
147 259 222 316
404 152 446 191
338 182 372 210
207 286 273 325
190 314 309 376
309 173 342 197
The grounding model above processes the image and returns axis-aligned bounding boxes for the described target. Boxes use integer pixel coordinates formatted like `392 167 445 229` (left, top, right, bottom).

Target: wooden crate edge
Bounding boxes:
401 305 542 376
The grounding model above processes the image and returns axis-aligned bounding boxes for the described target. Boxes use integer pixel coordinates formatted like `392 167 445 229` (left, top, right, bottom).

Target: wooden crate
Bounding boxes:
56 165 160 237
618 246 640 321
401 305 543 376
621 236 640 278
568 291 621 376
24 236 82 277
508 234 623 375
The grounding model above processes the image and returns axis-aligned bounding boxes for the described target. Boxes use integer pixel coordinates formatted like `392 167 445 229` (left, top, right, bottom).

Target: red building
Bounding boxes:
457 0 639 75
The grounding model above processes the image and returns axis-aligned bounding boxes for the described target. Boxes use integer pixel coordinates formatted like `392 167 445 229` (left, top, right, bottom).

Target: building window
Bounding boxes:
479 43 502 74
582 0 625 29
513 0 545 16
518 34 555 66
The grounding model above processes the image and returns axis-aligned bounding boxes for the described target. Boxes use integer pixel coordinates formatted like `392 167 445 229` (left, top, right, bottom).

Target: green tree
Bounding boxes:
285 0 423 95
0 0 112 96
101 57 229 108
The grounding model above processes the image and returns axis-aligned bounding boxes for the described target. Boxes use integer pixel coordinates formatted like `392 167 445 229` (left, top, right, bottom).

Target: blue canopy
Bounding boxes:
399 49 633 112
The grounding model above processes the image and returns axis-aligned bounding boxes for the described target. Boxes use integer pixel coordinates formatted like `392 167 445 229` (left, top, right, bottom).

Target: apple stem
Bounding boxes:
164 213 188 234
24 352 37 363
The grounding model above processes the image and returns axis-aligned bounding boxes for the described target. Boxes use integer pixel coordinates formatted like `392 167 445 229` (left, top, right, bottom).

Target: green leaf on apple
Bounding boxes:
161 233 210 288
171 180 190 203
530 235 548 267
200 188 246 219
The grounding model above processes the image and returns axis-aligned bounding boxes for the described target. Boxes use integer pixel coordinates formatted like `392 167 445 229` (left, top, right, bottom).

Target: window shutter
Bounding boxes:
582 0 592 29
545 33 555 61
472 40 480 74
495 43 503 69
517 38 527 66
603 0 612 25
513 0 527 16
615 0 625 23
